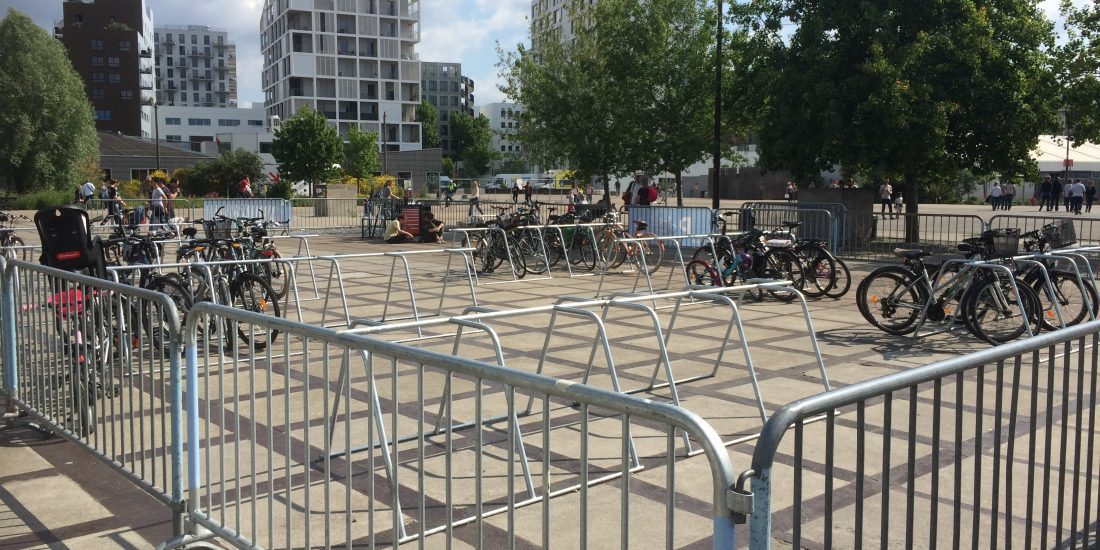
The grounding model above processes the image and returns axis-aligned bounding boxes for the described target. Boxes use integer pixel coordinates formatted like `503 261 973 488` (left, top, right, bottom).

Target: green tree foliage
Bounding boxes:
1057 0 1100 143
450 112 498 177
499 155 529 174
271 108 342 187
344 126 379 186
417 101 441 149
500 0 719 203
442 157 456 178
182 149 266 197
0 8 98 193
731 0 1056 238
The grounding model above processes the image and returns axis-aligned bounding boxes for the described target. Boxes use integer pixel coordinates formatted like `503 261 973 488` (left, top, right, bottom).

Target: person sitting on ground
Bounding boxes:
383 213 414 244
421 212 444 243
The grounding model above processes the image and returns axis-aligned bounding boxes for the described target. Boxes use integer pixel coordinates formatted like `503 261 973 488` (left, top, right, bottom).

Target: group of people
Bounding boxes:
1036 176 1096 215
382 211 444 245
986 182 1018 211
622 178 661 207
79 176 180 227
877 180 905 218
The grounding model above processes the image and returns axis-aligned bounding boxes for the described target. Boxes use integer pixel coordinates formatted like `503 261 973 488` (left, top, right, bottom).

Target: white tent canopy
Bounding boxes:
1034 135 1100 173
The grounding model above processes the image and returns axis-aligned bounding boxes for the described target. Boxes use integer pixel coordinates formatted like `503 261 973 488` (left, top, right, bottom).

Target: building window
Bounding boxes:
107 57 120 67
178 45 185 55
165 117 181 125
91 56 104 66
167 68 173 78
188 118 211 126
118 40 131 51
501 145 506 152
94 109 112 121
120 89 133 99
91 89 105 99
166 135 182 142
91 72 105 83
259 142 273 153
218 119 241 127
108 73 121 83
204 35 210 45
248 120 264 127
191 35 198 44
90 39 103 50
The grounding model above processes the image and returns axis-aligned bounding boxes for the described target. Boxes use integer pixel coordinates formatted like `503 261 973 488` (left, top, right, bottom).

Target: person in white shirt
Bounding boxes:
79 180 96 206
988 182 1002 211
878 180 894 217
1071 179 1087 215
1001 182 1015 210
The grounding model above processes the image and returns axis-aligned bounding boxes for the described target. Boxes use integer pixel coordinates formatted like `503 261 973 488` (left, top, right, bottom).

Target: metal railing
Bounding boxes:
177 302 741 549
739 318 1100 548
1 258 186 536
837 212 988 261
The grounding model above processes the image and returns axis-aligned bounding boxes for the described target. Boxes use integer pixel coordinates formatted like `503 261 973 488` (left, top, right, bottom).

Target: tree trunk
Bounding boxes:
675 170 684 207
904 169 920 244
601 175 611 205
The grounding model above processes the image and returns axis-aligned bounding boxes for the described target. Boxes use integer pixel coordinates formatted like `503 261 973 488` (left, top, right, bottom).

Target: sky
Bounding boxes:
0 0 1080 110
1 0 531 108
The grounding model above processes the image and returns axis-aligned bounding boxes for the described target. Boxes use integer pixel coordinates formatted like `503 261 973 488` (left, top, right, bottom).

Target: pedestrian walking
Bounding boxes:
988 182 1003 211
1051 177 1063 211
1002 181 1015 210
1038 176 1053 211
785 181 797 203
523 180 533 204
511 180 520 204
1072 179 1086 214
878 180 894 217
584 183 593 204
1064 178 1074 212
1087 181 1096 213
468 180 483 221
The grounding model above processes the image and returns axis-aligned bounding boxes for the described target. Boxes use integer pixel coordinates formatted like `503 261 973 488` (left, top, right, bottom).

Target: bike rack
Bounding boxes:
451 225 556 284
316 248 478 330
593 233 723 300
342 281 832 452
912 259 1035 340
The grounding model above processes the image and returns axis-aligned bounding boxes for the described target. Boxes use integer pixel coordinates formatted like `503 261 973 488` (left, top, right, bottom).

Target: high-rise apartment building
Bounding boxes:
260 0 423 151
479 102 527 171
420 62 474 156
530 0 591 49
153 25 238 108
55 0 156 137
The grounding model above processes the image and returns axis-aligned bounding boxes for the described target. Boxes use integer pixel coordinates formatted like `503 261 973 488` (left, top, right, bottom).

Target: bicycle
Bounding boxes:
686 212 805 302
467 206 527 278
594 213 664 274
855 230 1043 344
764 220 851 299
544 206 598 271
0 211 31 261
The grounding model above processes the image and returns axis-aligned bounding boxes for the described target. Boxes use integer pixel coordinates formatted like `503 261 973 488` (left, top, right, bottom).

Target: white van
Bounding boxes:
487 173 546 190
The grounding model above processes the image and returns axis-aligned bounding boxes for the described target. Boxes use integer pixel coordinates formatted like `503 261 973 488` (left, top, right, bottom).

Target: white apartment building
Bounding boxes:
154 25 238 108
260 0 423 151
530 0 591 48
479 102 524 157
156 105 277 174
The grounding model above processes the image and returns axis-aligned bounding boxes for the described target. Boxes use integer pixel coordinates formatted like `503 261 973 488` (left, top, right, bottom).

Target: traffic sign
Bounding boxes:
1064 158 1074 167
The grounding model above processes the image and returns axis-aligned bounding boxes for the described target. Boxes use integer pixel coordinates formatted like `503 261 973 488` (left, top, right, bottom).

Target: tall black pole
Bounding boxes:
153 101 161 171
711 0 723 210
382 112 389 175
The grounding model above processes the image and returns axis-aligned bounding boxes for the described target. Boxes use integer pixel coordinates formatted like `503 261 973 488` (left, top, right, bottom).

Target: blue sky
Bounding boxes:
3 0 531 108
1 0 1078 110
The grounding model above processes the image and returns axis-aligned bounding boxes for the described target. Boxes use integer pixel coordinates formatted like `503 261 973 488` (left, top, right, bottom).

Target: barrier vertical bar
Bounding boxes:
0 258 14 402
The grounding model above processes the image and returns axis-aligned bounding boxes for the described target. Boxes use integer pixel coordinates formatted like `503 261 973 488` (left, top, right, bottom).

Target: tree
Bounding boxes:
417 101 441 149
1057 1 1100 143
450 112 498 177
731 0 1056 240
182 148 266 196
442 157 456 179
0 8 98 193
271 107 343 190
344 126 379 190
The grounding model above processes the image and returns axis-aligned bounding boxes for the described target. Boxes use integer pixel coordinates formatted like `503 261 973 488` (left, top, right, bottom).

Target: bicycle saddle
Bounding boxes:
893 248 931 259
633 220 648 230
782 221 801 229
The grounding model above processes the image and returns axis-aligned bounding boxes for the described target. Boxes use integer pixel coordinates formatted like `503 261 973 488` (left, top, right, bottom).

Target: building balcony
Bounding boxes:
190 50 213 58
139 49 152 58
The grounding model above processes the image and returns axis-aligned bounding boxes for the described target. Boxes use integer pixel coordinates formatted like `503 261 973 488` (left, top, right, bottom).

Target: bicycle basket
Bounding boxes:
203 219 235 240
1041 219 1076 249
982 228 1021 259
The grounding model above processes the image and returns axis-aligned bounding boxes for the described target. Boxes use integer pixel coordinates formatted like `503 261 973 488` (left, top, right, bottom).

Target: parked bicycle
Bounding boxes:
0 211 32 261
544 206 598 271
594 213 664 274
685 212 805 301
467 206 528 277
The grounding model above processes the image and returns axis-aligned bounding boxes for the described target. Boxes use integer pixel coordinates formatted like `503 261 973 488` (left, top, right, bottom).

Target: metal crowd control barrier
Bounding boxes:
203 198 292 227
316 248 478 329
0 258 186 539
176 302 740 549
85 198 196 223
742 205 837 251
2 244 41 262
623 206 716 242
991 214 1100 247
739 318 1100 549
840 212 988 261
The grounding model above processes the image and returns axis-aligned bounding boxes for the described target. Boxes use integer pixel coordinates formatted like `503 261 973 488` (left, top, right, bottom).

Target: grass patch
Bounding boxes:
11 189 76 210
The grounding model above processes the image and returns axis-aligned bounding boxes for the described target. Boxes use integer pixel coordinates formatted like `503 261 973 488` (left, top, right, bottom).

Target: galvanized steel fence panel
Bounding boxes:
836 212 987 261
203 198 293 226
989 214 1100 246
0 259 185 533
625 206 718 248
182 302 739 549
741 319 1100 549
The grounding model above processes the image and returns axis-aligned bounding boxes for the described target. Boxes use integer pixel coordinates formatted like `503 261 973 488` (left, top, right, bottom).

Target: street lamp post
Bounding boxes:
382 112 389 176
711 0 723 210
1063 111 1072 187
144 98 161 172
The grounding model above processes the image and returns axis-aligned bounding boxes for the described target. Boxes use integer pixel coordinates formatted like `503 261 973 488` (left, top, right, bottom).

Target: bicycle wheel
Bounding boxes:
230 273 281 351
799 249 835 298
963 276 1041 344
506 237 527 279
637 233 663 275
519 231 549 275
575 234 597 271
145 276 192 351
595 231 621 269
1030 270 1097 331
262 250 290 300
685 259 722 287
824 257 852 299
855 266 928 335
70 370 95 437
2 236 27 261
544 230 564 268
